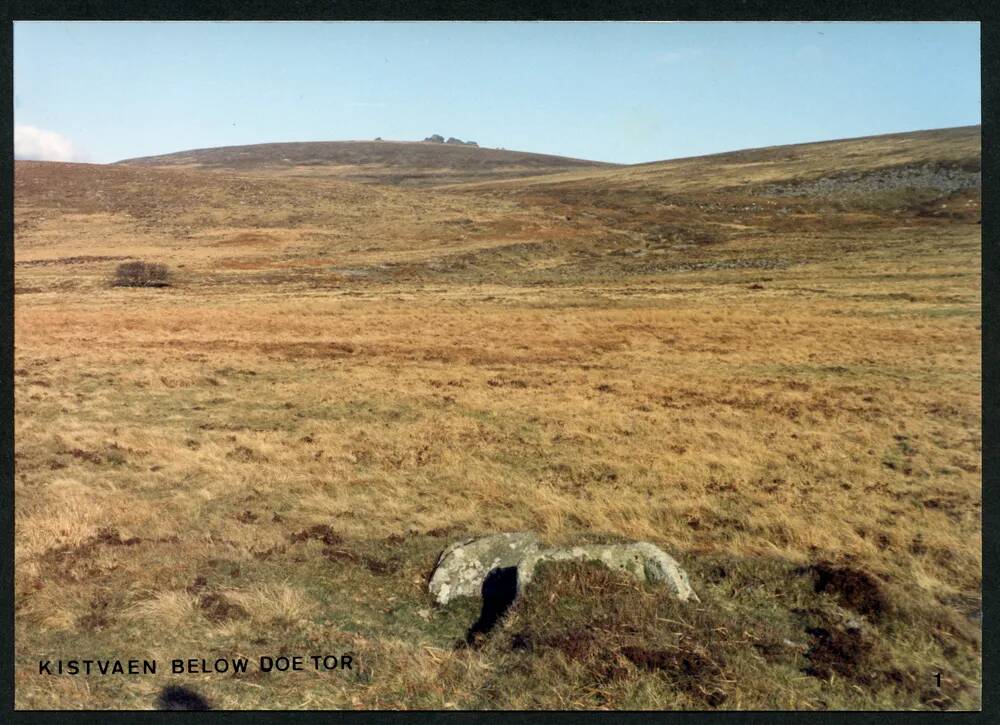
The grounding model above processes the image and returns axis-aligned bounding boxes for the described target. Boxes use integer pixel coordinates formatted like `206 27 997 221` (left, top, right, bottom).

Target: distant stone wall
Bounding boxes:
755 163 981 197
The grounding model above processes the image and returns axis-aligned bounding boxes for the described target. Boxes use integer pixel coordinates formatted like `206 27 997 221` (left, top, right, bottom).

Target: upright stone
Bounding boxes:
428 532 541 605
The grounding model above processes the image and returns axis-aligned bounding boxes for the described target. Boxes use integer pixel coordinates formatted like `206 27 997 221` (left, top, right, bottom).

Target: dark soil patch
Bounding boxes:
803 626 873 680
77 593 114 631
252 544 286 561
40 527 152 582
289 524 343 546
69 448 103 464
811 561 888 620
619 643 727 706
705 564 728 583
227 445 268 463
360 555 401 575
507 628 602 659
752 639 796 662
198 592 249 622
321 546 401 576
487 378 529 389
544 631 601 661
322 547 360 565
235 510 258 524
94 528 143 546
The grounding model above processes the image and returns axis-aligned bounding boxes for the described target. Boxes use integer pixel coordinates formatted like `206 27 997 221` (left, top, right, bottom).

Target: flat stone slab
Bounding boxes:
516 542 699 602
428 532 541 605
429 534 697 605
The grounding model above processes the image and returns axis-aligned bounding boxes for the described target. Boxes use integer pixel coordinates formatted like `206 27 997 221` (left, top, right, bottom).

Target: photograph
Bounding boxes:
12 20 982 710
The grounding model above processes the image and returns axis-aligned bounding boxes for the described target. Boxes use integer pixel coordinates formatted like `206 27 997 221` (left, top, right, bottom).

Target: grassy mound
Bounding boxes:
467 557 980 710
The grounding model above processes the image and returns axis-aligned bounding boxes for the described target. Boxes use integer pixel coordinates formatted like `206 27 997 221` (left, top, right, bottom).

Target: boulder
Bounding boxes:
428 532 541 604
516 542 698 602
429 534 698 605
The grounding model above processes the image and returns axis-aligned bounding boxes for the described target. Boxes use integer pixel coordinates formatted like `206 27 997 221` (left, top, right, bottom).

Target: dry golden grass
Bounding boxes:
13 127 981 709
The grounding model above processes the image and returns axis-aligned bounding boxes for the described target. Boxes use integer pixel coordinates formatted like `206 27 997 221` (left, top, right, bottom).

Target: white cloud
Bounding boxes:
14 125 86 162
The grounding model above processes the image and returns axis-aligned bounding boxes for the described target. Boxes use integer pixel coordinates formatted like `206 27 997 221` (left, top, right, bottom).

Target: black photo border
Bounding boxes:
1 2 994 723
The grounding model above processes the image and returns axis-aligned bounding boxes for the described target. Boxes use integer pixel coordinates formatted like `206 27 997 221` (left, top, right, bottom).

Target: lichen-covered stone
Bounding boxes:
428 532 541 604
429 535 698 606
516 542 699 602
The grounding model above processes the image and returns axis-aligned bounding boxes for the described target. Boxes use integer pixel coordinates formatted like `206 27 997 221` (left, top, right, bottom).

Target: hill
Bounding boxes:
17 126 981 285
458 125 980 194
422 125 980 280
115 139 617 186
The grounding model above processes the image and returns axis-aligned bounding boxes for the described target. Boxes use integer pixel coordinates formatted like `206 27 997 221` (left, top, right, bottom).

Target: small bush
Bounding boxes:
112 261 170 288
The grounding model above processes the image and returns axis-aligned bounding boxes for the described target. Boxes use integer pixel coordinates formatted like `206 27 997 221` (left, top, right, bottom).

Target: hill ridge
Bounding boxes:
115 139 617 187
115 138 615 167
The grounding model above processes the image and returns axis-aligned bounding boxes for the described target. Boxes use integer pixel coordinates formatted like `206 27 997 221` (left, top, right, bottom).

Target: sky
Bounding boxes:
13 21 981 165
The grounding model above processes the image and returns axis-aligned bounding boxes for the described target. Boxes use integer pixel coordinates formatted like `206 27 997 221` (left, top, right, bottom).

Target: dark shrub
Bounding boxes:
112 261 170 288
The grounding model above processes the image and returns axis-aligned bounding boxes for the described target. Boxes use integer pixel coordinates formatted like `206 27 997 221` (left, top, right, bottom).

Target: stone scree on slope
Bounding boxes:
428 533 699 606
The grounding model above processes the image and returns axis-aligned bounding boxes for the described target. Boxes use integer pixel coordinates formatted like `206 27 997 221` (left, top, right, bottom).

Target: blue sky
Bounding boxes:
14 21 981 165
